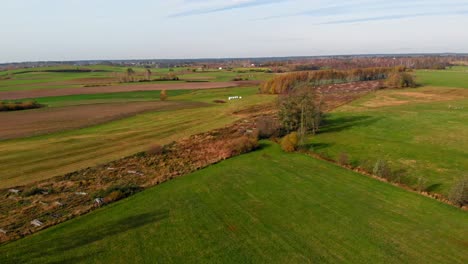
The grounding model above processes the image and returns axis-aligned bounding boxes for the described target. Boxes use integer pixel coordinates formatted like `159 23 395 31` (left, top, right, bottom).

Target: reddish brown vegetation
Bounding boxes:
260 67 396 94
261 56 461 71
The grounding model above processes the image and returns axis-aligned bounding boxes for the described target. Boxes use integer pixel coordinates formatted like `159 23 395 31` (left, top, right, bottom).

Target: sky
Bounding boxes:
1 0 468 63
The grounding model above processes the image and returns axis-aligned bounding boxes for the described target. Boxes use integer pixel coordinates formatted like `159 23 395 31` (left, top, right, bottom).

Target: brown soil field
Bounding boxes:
0 81 258 100
317 80 383 110
0 101 208 140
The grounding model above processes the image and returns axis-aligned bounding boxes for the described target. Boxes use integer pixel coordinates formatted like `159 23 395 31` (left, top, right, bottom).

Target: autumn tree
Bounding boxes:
278 85 323 143
386 71 416 88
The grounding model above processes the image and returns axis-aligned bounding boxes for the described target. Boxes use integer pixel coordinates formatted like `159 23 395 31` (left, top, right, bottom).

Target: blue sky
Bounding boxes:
1 0 467 63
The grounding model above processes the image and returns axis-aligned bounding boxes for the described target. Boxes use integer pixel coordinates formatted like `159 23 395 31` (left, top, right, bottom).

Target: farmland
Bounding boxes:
308 71 468 195
0 85 275 188
0 65 271 93
415 66 468 88
1 142 466 263
0 63 467 263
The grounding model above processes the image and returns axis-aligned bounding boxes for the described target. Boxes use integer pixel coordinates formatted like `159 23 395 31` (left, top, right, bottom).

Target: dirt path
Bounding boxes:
0 101 208 140
0 81 259 100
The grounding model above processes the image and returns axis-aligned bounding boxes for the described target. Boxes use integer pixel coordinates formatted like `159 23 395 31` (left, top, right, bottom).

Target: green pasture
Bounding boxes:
308 87 468 194
1 142 466 263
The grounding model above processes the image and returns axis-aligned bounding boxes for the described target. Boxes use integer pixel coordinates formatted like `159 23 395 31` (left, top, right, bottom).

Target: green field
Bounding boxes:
308 86 468 195
0 65 272 91
0 87 274 188
1 142 466 263
415 68 468 88
35 90 192 107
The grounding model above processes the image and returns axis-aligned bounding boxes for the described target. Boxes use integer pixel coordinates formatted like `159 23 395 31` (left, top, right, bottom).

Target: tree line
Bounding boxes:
260 67 404 94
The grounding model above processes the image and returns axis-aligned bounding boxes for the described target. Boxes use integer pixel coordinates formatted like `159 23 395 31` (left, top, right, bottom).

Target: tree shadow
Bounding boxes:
319 115 381 134
302 142 334 151
425 183 443 192
2 210 169 263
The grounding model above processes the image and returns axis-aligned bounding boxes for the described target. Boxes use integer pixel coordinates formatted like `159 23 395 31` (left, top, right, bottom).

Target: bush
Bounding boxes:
0 100 43 111
147 144 163 155
373 159 392 179
23 187 51 196
448 176 468 206
95 185 142 201
228 135 259 156
160 90 168 101
281 132 298 152
386 72 416 88
213 99 227 104
338 153 349 166
104 190 125 203
257 116 280 139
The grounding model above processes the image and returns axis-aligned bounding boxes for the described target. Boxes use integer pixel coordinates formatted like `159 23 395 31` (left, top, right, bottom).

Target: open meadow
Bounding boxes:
308 69 468 194
1 142 466 263
0 64 467 263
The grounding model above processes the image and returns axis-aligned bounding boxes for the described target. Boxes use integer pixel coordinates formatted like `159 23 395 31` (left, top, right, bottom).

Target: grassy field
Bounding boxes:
308 86 468 194
35 90 192 107
0 65 272 91
415 68 468 88
0 142 466 263
0 87 274 188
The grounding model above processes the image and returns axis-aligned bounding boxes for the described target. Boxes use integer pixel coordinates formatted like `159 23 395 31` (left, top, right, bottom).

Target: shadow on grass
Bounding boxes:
319 115 381 134
425 183 443 193
302 143 334 151
1 210 169 263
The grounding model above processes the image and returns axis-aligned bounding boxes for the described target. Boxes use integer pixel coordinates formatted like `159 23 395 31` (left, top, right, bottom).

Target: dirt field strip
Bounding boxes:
0 101 208 140
0 81 260 100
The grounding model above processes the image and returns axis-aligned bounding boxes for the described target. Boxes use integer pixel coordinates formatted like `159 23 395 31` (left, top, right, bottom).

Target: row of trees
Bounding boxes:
117 68 179 83
260 56 465 71
260 67 401 94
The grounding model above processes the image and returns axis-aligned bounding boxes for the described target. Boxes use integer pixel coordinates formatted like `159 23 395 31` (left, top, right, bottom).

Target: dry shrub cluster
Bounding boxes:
160 90 168 101
281 132 299 152
227 135 259 156
260 67 399 94
146 144 164 155
386 72 417 88
0 101 43 111
256 116 280 139
448 176 468 206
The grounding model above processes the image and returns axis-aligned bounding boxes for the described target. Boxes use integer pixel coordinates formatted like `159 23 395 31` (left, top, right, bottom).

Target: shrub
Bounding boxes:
257 116 280 139
104 191 125 203
416 175 428 192
160 89 168 101
147 144 163 155
386 72 416 88
373 159 392 179
338 153 349 166
0 100 43 111
95 185 142 201
23 187 51 196
448 176 468 206
213 99 227 104
281 132 298 152
228 135 259 156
